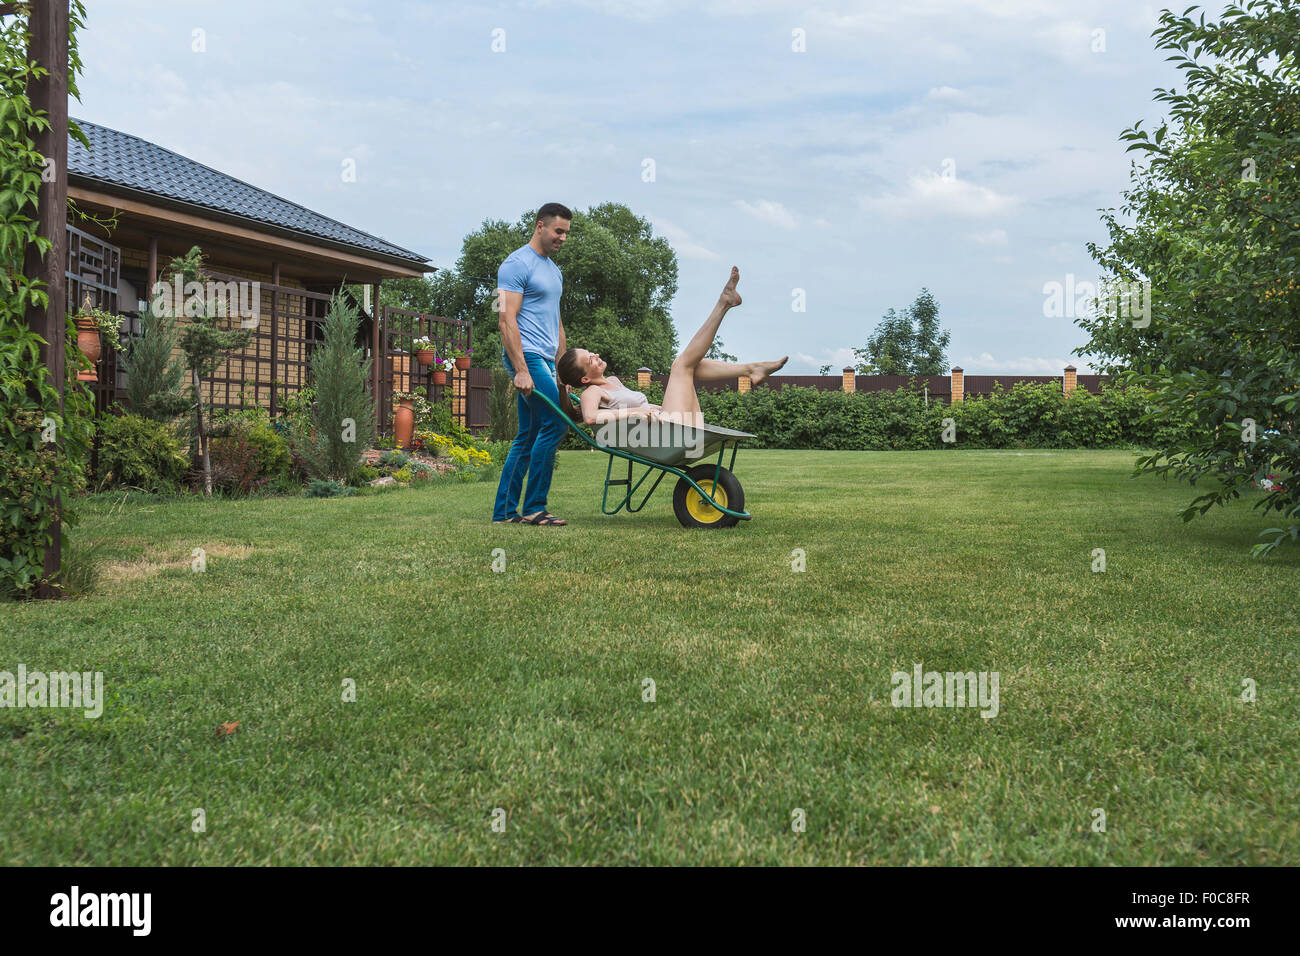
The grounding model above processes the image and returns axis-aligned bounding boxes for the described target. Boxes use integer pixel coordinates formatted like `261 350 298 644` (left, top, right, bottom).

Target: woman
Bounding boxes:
556 266 786 430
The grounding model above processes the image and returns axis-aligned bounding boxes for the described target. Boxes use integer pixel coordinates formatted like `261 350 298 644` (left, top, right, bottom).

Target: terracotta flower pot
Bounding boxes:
454 356 470 370
416 350 435 367
393 400 415 449
432 370 447 386
75 318 101 382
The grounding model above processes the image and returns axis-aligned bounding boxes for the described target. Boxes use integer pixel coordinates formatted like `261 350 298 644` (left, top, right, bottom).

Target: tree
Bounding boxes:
291 292 376 482
854 289 950 375
384 202 680 375
1078 0 1299 556
121 302 187 422
171 247 253 496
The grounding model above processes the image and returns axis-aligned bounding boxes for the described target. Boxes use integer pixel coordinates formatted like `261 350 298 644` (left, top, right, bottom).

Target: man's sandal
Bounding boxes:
492 515 524 524
523 510 567 526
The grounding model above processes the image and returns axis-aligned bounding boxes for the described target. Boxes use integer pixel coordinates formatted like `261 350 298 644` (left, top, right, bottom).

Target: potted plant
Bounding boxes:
431 355 453 386
71 293 124 382
393 390 417 449
448 345 473 370
413 336 436 367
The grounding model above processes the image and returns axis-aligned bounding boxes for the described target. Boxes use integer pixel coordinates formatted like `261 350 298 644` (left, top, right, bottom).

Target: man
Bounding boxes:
492 202 571 526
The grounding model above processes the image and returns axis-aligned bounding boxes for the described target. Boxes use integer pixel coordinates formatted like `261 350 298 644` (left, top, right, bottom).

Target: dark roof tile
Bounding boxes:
68 119 430 266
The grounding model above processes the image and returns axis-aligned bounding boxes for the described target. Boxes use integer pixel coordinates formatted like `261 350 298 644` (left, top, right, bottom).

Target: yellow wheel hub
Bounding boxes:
685 479 727 523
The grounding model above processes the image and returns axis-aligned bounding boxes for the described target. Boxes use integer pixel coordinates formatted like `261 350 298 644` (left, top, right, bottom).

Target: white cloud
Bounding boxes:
649 216 720 261
969 228 1009 245
926 85 967 101
963 352 1083 373
859 171 1018 219
733 199 798 230
795 348 856 372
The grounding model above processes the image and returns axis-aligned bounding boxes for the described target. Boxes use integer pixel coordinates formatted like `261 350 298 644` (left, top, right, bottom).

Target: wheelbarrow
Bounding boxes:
531 390 756 528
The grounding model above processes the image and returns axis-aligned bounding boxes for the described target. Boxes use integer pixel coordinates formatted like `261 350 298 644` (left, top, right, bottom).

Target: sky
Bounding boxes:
72 0 1185 375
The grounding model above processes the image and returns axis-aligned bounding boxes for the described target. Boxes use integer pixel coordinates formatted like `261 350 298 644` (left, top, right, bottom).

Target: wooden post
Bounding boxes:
371 282 381 432
147 236 157 297
269 262 280 415
21 0 70 598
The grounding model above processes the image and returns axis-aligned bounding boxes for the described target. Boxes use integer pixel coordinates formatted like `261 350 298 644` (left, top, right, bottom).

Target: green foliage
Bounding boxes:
290 292 377 481
347 463 380 487
121 302 188 422
94 412 188 493
304 479 354 498
56 530 109 599
855 289 950 375
384 202 680 377
378 450 410 468
488 366 518 442
168 246 253 495
692 382 1183 451
1078 0 1299 555
208 405 291 495
0 3 94 597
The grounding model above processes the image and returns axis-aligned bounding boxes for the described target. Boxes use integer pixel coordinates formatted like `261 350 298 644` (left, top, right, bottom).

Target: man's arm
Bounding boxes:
497 289 534 396
556 316 565 363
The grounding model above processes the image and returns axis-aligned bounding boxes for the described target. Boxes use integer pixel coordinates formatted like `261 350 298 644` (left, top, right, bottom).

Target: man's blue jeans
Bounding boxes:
492 351 568 520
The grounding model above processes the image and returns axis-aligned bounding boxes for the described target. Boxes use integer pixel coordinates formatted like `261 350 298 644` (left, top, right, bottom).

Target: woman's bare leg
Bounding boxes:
662 267 742 421
695 357 789 385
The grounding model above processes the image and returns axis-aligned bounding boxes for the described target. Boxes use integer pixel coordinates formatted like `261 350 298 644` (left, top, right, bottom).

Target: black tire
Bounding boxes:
672 464 744 528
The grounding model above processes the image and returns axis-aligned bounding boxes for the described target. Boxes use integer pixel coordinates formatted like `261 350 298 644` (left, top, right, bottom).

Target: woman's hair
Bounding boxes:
555 348 587 424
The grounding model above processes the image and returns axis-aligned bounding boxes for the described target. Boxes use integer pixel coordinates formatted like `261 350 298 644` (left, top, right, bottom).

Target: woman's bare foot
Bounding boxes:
749 356 788 386
719 266 741 308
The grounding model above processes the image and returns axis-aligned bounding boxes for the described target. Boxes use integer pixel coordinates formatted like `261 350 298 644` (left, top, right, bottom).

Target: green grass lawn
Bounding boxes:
3 448 1297 865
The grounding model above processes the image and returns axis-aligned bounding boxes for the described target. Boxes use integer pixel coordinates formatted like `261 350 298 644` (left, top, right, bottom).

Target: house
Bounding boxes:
65 119 486 430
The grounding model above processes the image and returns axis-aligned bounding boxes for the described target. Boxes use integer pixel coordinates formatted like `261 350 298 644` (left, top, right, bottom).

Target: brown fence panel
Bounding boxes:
467 366 491 432
378 305 471 436
198 274 335 414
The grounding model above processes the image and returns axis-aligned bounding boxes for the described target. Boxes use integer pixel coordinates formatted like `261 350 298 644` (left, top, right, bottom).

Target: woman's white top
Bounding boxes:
598 379 650 409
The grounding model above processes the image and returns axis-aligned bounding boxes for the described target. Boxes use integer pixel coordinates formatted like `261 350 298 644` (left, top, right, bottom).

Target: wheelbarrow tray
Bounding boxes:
595 421 757 467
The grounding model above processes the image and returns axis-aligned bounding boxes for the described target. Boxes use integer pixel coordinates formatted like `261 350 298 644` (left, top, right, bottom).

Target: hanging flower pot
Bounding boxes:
74 315 101 382
432 370 447 386
393 398 415 449
454 356 470 370
416 349 435 367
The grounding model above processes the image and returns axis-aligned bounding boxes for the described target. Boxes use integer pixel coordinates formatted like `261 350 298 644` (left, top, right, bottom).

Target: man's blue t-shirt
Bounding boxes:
498 245 563 359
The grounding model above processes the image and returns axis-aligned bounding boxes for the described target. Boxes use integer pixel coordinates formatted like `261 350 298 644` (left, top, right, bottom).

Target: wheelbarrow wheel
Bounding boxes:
673 465 743 528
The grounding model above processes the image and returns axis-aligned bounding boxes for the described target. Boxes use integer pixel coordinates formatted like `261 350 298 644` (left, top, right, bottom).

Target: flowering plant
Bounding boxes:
447 346 473 360
433 355 454 372
412 336 436 352
1256 474 1288 493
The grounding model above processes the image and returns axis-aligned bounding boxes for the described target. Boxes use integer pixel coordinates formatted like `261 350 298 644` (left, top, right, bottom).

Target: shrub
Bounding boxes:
120 302 188 422
378 450 410 468
348 463 380 486
290 293 376 480
305 479 354 498
211 407 291 485
95 413 189 492
489 366 519 443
